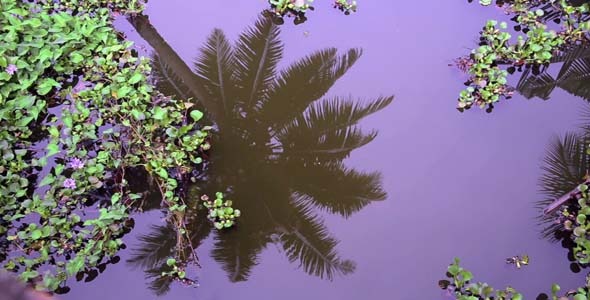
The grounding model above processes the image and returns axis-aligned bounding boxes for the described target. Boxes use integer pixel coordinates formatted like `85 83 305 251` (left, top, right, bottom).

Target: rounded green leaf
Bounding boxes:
166 258 176 266
190 110 204 122
31 229 42 240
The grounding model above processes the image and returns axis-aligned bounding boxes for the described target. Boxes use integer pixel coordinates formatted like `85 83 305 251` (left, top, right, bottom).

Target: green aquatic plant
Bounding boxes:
440 258 590 300
439 258 524 300
0 0 224 293
440 137 590 299
456 0 590 112
553 182 590 266
265 0 357 25
201 193 241 230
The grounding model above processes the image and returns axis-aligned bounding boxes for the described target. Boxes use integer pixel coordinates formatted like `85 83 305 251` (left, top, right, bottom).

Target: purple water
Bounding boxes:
62 1 586 299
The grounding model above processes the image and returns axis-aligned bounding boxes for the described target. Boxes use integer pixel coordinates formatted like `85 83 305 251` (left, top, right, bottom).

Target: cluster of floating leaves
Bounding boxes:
159 257 198 288
440 179 590 299
456 0 590 112
553 182 590 273
0 0 233 293
265 0 357 25
440 258 590 300
439 258 525 300
201 193 241 230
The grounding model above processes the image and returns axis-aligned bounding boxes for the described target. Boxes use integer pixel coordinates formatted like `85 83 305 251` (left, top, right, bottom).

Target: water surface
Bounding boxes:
63 1 587 299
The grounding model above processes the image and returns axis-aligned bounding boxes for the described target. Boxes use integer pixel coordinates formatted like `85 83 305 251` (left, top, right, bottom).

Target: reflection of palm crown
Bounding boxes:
130 16 393 294
517 46 590 101
537 131 590 242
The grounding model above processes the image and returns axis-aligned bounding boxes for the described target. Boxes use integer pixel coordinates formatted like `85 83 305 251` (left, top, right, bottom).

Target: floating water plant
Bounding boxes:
0 0 219 292
455 0 590 112
201 193 241 230
265 0 357 24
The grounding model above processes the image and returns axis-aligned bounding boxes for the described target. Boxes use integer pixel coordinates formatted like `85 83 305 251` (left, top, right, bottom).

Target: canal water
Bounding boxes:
63 1 586 299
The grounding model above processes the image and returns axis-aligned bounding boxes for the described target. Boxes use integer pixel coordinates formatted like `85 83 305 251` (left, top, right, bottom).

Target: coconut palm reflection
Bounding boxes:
531 44 590 242
537 131 590 240
517 45 590 101
127 16 392 294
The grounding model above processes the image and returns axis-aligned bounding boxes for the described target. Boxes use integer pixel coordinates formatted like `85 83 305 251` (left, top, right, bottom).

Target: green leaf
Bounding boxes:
512 293 523 300
38 48 53 62
31 229 42 240
39 174 55 187
580 184 589 192
460 270 473 281
131 109 145 120
156 168 168 179
129 72 143 84
20 270 39 281
46 142 59 156
190 110 204 122
574 227 586 237
166 258 176 266
116 86 131 98
37 78 60 95
48 126 59 138
14 95 35 109
111 193 121 205
152 107 167 120
66 255 86 276
448 264 460 276
70 52 84 64
63 114 73 128
27 18 42 28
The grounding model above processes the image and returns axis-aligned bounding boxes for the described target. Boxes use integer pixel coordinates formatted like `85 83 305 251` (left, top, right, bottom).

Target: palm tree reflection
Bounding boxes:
128 16 392 293
532 45 590 241
517 45 590 101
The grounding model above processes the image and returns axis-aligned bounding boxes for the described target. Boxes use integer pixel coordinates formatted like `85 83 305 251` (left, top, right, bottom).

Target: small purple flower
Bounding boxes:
5 64 17 75
63 178 76 189
68 158 85 169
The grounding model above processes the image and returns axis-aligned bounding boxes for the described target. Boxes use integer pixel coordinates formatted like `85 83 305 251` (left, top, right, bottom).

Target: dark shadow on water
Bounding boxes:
518 45 590 101
125 16 393 294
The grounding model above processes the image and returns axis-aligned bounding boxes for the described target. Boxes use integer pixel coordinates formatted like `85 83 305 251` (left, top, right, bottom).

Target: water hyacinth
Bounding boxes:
68 158 85 170
5 64 17 75
0 0 214 292
201 193 240 230
63 178 76 189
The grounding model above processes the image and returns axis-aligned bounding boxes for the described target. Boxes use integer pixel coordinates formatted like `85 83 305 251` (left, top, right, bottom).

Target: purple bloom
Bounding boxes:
5 64 17 75
68 158 85 169
63 178 76 189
